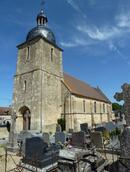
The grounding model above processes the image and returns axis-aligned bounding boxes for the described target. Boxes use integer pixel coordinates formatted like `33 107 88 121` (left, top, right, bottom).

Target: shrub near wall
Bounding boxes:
109 127 121 139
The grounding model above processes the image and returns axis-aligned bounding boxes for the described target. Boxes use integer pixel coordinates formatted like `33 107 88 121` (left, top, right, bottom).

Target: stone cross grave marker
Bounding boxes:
8 111 18 150
114 83 130 125
114 83 130 170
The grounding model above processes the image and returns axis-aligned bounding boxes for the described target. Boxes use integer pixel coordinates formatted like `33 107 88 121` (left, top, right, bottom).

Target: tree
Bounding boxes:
112 103 122 111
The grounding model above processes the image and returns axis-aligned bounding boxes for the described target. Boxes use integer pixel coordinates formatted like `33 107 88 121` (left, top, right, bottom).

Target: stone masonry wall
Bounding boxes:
13 38 63 133
61 86 112 131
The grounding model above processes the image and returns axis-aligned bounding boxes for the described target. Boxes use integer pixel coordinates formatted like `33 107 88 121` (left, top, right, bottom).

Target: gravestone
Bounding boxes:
23 137 59 169
56 124 62 132
42 132 50 144
25 137 47 160
71 131 86 148
55 132 66 144
68 128 73 133
91 131 103 148
80 123 89 134
17 130 33 155
114 83 130 171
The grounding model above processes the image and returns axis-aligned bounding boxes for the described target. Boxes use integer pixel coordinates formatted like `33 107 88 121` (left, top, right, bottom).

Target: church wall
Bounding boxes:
62 92 112 132
16 41 40 74
40 39 63 78
39 39 63 132
61 82 70 115
41 72 62 132
13 69 42 132
73 114 92 131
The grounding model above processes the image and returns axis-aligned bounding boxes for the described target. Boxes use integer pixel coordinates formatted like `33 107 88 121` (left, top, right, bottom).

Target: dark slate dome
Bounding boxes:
26 26 56 43
26 9 56 44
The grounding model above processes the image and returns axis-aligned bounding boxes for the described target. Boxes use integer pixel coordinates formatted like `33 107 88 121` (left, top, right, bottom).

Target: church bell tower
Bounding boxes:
12 7 63 133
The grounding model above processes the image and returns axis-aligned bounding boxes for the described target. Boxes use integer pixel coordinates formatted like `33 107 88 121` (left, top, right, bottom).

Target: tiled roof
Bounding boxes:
63 73 111 103
94 87 111 103
0 107 11 116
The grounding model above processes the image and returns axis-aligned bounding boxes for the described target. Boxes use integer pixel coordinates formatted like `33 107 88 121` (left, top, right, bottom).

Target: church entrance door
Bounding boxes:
19 106 31 130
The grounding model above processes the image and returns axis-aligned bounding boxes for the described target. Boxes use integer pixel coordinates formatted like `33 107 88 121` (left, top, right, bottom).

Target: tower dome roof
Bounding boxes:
26 25 56 43
26 9 56 44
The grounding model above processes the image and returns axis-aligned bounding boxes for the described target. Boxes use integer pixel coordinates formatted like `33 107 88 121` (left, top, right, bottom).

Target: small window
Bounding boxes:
107 105 109 113
103 104 105 113
90 101 93 113
83 100 85 113
23 80 27 92
94 102 97 113
100 103 102 113
51 48 53 62
26 47 30 61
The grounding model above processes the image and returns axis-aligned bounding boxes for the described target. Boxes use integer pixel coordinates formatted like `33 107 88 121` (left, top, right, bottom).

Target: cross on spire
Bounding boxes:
41 0 45 10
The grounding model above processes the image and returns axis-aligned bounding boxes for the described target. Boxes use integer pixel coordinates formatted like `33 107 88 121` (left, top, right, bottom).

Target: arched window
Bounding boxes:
94 102 97 113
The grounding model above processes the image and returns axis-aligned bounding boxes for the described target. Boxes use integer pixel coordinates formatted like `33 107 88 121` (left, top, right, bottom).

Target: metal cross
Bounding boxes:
41 0 45 9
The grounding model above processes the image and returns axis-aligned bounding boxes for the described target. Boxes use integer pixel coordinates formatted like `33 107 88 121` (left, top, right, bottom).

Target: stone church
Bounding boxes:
12 8 112 133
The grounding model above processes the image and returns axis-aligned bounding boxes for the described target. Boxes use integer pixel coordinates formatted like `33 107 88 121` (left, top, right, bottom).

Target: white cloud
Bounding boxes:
116 12 130 28
60 41 77 48
62 0 130 66
77 24 121 41
65 0 123 46
60 37 90 47
65 0 130 43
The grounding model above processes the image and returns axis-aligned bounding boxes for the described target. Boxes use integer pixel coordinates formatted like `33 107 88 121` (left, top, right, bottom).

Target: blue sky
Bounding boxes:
0 0 130 106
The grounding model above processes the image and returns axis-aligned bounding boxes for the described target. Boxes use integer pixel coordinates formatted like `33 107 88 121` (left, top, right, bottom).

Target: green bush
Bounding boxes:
115 127 121 135
109 128 121 139
57 118 65 131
